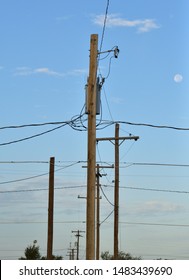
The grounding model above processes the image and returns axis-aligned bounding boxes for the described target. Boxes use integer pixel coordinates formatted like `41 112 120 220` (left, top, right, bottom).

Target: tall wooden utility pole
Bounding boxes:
96 125 139 259
47 156 55 260
114 123 119 260
96 164 100 260
86 34 98 260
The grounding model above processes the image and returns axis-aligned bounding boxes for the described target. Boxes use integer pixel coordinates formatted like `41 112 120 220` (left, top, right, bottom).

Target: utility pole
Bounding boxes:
67 243 76 260
72 230 85 260
82 164 114 259
114 123 119 260
96 125 139 259
47 157 55 260
96 164 100 260
96 164 114 260
86 34 98 260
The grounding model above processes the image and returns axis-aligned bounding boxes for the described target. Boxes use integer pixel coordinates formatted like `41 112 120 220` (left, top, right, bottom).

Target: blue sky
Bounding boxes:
0 0 189 260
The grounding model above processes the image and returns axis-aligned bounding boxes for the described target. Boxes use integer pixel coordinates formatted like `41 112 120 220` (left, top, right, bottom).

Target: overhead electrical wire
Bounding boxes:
0 117 189 146
100 185 114 206
1 160 189 167
0 121 67 130
120 221 189 228
1 182 188 195
0 161 83 185
1 118 189 134
103 184 189 195
115 120 189 131
0 185 87 194
125 162 189 167
0 219 189 228
99 0 110 54
0 123 67 146
100 209 114 226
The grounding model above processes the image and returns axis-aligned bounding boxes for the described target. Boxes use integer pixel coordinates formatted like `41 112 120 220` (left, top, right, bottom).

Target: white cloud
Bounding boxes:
34 67 65 77
174 74 183 83
14 67 32 76
14 67 86 78
135 200 183 215
93 14 160 33
122 200 183 217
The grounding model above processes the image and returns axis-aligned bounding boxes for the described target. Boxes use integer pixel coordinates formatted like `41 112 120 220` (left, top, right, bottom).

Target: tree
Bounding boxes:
101 250 141 260
19 240 41 260
19 240 63 260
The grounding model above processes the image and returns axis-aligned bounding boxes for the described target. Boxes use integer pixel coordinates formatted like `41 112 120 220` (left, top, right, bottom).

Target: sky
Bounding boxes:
0 0 189 260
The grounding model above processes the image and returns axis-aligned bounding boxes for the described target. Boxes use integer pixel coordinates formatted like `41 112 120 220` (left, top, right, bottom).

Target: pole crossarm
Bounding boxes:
82 165 114 169
96 136 139 143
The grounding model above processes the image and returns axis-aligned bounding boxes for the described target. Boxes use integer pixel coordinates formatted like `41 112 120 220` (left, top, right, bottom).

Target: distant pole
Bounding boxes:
86 34 98 260
96 130 139 260
72 230 85 260
47 157 55 260
114 124 119 260
72 249 75 260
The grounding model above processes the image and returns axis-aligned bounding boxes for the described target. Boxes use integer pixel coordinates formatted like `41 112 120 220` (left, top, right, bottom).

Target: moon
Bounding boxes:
174 74 183 83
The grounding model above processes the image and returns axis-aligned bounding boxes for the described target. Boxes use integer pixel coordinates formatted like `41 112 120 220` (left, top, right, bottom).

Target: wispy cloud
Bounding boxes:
93 14 160 33
133 200 183 215
14 67 66 77
34 67 65 77
14 67 87 78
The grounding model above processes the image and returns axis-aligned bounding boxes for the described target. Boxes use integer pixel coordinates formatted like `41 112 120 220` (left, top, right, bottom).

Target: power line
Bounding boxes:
0 161 83 185
103 184 189 194
0 220 85 224
0 219 189 228
0 160 87 165
0 160 188 167
99 0 110 54
0 121 67 130
126 162 189 167
2 184 188 195
0 115 86 146
0 185 87 194
0 160 189 167
1 118 189 134
0 161 49 164
0 123 67 146
121 186 189 194
120 221 189 227
100 210 114 225
1 183 188 195
115 120 189 131
100 185 114 206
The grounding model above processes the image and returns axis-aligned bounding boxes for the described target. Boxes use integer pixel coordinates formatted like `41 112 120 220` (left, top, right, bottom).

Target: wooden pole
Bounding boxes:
96 164 100 260
114 124 119 259
86 34 98 260
47 157 55 260
96 133 139 259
